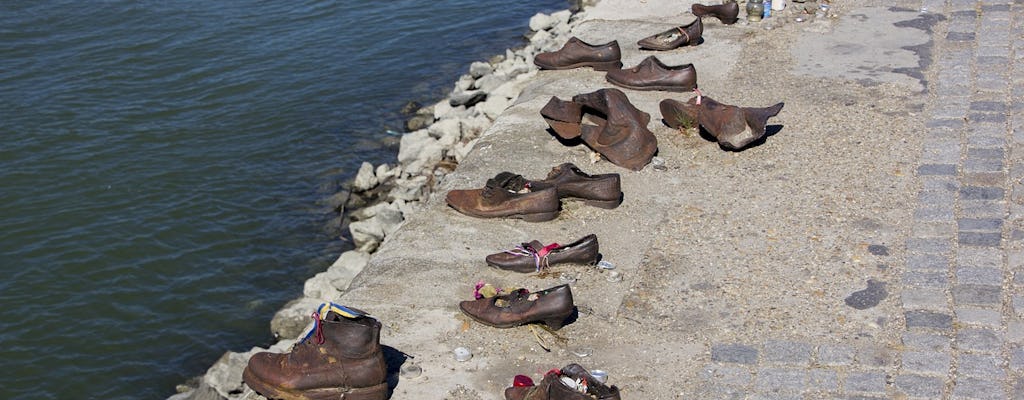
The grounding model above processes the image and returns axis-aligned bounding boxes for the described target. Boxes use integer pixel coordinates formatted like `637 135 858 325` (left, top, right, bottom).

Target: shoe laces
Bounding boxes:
505 242 561 272
299 311 326 345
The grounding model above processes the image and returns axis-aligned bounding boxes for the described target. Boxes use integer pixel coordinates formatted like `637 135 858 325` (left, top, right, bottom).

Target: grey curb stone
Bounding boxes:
711 344 758 364
894 374 944 398
902 351 951 375
763 340 812 364
905 310 953 330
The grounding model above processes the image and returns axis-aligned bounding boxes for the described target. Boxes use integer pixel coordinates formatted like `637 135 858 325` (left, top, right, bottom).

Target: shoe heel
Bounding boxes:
542 315 571 330
583 198 622 209
720 17 738 24
588 60 623 71
520 211 559 222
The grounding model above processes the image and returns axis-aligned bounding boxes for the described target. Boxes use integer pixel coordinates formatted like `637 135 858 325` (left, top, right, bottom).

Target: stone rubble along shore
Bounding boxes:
168 8 582 400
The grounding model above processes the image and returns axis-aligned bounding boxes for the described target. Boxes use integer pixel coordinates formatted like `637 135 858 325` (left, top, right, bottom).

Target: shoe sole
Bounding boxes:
606 76 696 92
459 303 573 330
243 369 387 400
534 60 623 72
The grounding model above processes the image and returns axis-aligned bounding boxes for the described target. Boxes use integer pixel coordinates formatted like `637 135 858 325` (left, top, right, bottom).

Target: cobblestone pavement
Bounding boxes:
693 1 1024 398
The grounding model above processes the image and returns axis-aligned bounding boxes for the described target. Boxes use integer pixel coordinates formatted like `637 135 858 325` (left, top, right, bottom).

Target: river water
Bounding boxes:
0 1 562 398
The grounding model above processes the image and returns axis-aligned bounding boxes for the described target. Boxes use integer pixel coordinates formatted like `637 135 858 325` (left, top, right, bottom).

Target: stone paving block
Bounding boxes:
970 101 1008 113
963 172 1004 187
967 147 1005 159
957 353 1006 378
907 237 953 254
956 267 1004 285
818 344 855 366
755 367 806 393
902 288 950 310
763 340 812 364
748 394 801 400
915 206 955 222
976 45 1011 58
921 143 962 164
1014 295 1024 317
907 254 949 271
921 176 959 192
952 284 1002 305
946 32 976 42
806 369 839 392
951 376 1007 399
964 158 1004 173
967 134 1007 148
903 271 950 287
1009 322 1024 344
902 332 952 352
955 306 1003 327
918 164 957 176
894 373 944 399
959 202 1006 219
957 328 1003 353
702 363 753 387
927 118 966 129
960 186 1005 201
712 344 758 364
902 351 952 375
975 78 1010 93
844 371 887 394
957 218 1004 232
1009 250 1024 269
856 345 897 368
916 190 954 207
1011 344 1024 371
912 221 955 238
981 3 1011 12
958 247 1003 268
958 232 1002 247
906 310 954 330
971 123 1005 138
969 112 1008 124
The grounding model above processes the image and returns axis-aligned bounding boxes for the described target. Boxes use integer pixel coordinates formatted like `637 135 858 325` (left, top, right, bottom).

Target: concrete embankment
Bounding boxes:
175 0 1024 398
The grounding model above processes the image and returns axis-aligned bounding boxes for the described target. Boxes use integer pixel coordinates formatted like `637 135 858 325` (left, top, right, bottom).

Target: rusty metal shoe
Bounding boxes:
540 96 585 140
660 93 784 150
637 17 703 50
486 234 600 273
572 88 658 171
496 163 622 209
242 305 387 400
459 284 575 330
505 363 622 400
692 2 740 24
606 56 698 92
446 173 561 222
534 37 623 71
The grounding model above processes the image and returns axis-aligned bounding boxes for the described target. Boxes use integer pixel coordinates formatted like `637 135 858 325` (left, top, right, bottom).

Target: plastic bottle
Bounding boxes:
763 0 771 17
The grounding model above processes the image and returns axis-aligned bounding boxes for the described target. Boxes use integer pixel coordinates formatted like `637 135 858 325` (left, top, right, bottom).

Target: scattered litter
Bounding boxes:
569 346 593 357
595 260 615 270
453 347 472 362
606 270 623 283
400 362 422 378
589 370 608 384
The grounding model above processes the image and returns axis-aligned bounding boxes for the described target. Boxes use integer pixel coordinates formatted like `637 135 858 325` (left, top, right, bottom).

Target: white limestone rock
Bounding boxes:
529 12 558 31
468 61 493 79
349 218 384 253
352 161 378 192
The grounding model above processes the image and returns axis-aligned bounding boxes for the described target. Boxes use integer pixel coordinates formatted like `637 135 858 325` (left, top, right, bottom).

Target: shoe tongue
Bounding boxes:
486 172 529 192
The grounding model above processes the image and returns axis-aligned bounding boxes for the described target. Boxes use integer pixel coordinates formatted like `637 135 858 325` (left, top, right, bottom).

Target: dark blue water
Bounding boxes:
0 1 563 398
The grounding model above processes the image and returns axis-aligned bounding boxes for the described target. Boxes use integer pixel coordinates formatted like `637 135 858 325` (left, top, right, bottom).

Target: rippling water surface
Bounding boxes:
0 1 562 398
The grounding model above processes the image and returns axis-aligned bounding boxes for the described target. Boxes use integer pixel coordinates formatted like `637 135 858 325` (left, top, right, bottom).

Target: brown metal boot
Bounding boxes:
446 173 561 222
540 97 584 140
692 2 740 24
486 234 600 273
242 310 387 400
504 363 621 400
534 37 623 71
459 284 575 330
637 17 703 50
572 88 658 171
606 56 698 92
660 94 784 150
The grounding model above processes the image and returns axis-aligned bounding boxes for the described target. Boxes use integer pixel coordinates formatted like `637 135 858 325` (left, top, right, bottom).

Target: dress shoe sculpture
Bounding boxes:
487 234 600 273
637 17 703 50
490 163 623 209
534 37 623 71
606 56 698 92
460 284 575 330
446 172 561 222
540 89 658 171
505 363 621 400
243 305 387 400
692 2 740 24
660 91 784 150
